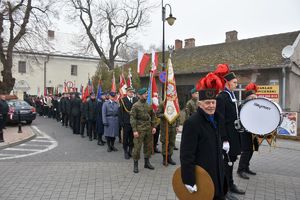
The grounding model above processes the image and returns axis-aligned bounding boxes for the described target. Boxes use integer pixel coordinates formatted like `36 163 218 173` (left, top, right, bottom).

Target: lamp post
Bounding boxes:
162 0 176 100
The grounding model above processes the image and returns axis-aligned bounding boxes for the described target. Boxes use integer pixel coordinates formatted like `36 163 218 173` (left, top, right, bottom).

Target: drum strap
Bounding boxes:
224 90 240 120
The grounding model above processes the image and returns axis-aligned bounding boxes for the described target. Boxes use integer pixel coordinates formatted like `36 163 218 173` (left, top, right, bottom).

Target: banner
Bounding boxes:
278 112 298 136
163 58 180 123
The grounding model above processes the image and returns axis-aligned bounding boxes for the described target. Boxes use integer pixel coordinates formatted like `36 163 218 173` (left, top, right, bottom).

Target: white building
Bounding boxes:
0 30 100 96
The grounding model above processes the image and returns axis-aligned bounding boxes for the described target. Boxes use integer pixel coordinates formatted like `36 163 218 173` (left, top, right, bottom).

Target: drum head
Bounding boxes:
172 166 214 200
240 98 282 135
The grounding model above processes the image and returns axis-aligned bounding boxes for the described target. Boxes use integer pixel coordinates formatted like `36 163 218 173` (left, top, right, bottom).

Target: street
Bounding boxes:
0 116 299 200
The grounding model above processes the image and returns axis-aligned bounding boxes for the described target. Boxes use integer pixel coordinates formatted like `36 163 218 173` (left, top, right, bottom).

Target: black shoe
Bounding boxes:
230 184 245 195
133 160 139 173
97 141 104 146
245 169 256 175
128 147 133 157
144 158 155 170
124 151 130 160
162 156 168 166
111 146 118 152
107 147 112 152
225 192 239 200
154 147 161 153
237 171 249 179
174 146 178 150
168 156 176 165
0 140 4 143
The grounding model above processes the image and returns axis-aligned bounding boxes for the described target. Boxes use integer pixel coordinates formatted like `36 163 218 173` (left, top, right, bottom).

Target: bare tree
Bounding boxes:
0 0 58 94
118 42 145 62
68 0 154 70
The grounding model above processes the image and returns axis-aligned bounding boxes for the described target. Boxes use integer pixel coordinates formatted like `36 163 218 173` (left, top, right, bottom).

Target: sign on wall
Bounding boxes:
257 85 279 103
278 112 298 136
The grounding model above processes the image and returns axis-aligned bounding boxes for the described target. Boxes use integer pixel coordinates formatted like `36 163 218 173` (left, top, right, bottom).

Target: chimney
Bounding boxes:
48 30 55 39
175 39 183 50
184 38 195 48
225 30 238 43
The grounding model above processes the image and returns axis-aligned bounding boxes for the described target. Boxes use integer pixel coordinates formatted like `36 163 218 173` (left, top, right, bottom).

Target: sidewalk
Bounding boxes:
0 125 36 149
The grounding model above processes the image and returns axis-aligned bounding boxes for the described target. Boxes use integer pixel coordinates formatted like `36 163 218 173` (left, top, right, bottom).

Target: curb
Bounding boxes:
0 127 37 150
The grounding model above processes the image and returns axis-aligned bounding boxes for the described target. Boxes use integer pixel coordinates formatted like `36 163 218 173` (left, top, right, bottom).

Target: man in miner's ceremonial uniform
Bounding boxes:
180 73 225 199
130 88 156 173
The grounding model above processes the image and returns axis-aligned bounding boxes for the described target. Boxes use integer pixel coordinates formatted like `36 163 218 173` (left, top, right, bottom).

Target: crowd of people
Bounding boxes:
1 63 261 200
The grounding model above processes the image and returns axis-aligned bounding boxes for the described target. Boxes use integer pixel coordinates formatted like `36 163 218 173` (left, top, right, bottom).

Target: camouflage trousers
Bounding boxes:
132 130 153 160
160 125 177 156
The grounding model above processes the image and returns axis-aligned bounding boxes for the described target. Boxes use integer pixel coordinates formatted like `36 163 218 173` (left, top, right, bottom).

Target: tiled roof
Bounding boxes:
126 31 300 75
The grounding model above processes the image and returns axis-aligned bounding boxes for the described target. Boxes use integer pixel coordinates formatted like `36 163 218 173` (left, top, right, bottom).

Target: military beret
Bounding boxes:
138 88 147 95
190 88 197 94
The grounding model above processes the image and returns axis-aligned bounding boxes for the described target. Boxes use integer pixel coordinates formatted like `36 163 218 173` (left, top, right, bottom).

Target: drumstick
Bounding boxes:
226 153 233 166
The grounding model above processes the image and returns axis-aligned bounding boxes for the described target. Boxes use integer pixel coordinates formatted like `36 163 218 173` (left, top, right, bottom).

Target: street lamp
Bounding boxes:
162 0 176 100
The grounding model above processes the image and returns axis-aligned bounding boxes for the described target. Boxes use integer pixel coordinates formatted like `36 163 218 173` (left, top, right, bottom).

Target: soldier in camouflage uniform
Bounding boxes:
158 102 180 166
130 88 157 173
185 88 199 121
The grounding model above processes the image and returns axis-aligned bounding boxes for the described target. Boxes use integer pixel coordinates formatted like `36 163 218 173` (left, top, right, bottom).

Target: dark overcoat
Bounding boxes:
118 96 138 126
86 99 98 121
180 108 225 197
96 100 104 134
70 97 82 117
216 91 241 159
102 100 119 137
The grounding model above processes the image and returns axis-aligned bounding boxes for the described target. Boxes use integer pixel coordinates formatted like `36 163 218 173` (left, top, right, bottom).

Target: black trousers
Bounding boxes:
72 115 81 134
80 120 88 136
122 124 133 151
64 113 69 127
0 117 3 141
223 152 237 188
43 106 49 117
238 150 253 172
153 125 160 149
88 120 96 139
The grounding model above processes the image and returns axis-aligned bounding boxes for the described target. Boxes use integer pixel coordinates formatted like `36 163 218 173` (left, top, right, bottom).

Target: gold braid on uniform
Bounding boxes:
120 98 132 113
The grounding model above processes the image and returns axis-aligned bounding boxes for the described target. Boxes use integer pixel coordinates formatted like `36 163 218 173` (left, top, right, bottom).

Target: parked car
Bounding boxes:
7 99 36 124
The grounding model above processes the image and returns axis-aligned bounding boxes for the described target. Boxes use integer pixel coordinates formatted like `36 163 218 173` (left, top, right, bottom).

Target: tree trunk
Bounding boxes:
0 53 15 94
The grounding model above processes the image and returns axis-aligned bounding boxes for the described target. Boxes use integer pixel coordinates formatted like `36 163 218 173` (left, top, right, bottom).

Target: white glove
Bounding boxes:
184 184 197 193
223 141 230 153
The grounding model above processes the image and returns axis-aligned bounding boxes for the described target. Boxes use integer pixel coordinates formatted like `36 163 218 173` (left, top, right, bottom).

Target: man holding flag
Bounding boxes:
160 57 180 166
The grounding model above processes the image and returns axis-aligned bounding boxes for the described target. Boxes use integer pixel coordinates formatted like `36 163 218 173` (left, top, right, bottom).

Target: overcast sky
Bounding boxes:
58 0 300 50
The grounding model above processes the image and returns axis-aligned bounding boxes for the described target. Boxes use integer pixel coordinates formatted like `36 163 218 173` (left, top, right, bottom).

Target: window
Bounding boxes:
18 61 26 73
71 65 78 76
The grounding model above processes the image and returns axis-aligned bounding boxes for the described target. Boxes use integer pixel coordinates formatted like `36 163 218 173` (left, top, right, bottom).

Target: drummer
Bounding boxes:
215 66 245 197
180 73 226 199
237 83 259 179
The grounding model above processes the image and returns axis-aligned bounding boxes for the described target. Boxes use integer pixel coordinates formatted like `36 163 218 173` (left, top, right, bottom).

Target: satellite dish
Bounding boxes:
282 45 294 59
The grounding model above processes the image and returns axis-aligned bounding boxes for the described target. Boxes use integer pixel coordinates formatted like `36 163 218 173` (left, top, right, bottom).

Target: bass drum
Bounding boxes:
240 97 282 135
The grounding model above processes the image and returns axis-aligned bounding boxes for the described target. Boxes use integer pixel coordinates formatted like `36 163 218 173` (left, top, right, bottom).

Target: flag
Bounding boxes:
146 73 153 105
111 72 116 92
119 73 127 98
151 51 158 73
80 84 83 95
82 86 89 102
164 58 180 123
151 75 159 111
44 87 47 96
127 68 132 87
137 52 150 76
96 80 102 100
64 81 67 93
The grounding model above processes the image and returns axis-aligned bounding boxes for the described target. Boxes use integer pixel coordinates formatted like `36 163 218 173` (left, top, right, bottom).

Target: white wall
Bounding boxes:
0 53 99 95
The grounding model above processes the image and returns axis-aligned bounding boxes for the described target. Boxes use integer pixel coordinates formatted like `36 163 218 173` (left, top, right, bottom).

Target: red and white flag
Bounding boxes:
151 75 159 111
127 68 132 87
137 52 150 76
119 73 127 98
151 51 158 73
164 58 180 123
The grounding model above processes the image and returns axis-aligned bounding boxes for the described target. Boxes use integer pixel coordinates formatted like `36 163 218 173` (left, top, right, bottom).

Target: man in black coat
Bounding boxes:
86 93 98 141
216 72 245 196
96 92 106 145
119 87 138 159
70 93 82 135
180 87 225 199
237 83 259 179
0 95 8 129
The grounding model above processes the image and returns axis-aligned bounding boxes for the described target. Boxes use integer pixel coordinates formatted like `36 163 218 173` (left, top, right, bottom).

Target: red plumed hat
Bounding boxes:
214 63 230 78
244 82 258 99
196 73 223 100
